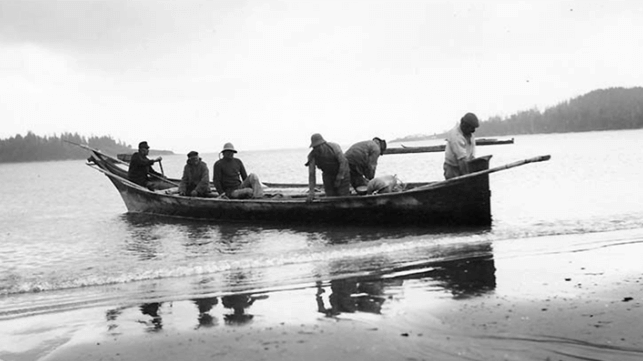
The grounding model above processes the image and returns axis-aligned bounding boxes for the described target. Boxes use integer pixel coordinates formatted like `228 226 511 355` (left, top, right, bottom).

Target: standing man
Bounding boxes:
178 151 211 197
443 112 480 179
344 137 387 193
127 141 163 189
306 133 350 201
213 142 263 199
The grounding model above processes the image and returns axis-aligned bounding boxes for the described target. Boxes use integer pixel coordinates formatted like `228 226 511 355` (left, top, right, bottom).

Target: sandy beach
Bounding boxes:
5 230 635 361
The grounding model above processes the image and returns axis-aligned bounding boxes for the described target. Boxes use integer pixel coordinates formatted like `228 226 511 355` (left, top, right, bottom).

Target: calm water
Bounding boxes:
1 130 643 359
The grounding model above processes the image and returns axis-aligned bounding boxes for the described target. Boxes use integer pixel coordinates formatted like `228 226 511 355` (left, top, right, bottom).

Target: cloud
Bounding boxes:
1 0 643 151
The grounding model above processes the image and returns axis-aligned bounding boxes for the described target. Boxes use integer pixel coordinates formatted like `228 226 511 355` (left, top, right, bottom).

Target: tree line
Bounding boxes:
390 86 643 142
0 132 134 163
475 87 643 137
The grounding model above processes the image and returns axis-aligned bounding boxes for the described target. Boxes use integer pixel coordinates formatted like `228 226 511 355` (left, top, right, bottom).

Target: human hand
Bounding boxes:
155 156 163 162
190 190 198 197
334 177 343 188
306 192 315 202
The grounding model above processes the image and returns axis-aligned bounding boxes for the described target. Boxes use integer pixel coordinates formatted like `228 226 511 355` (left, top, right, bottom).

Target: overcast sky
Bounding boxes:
1 0 642 152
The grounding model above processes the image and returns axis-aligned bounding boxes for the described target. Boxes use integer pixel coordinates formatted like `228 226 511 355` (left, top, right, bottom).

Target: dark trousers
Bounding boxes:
322 172 351 197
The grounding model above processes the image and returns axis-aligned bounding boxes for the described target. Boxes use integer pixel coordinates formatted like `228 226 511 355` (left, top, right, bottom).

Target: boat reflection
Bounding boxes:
119 212 490 248
101 245 494 334
112 214 495 328
316 279 387 316
429 254 496 299
315 244 496 317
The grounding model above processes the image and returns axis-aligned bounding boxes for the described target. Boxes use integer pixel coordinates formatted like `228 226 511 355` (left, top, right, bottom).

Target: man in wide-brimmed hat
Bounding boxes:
344 136 387 194
178 151 211 197
127 141 164 190
443 112 480 179
212 142 263 199
305 133 350 201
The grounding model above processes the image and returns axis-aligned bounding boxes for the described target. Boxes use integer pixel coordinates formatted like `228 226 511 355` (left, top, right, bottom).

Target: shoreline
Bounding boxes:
3 230 643 361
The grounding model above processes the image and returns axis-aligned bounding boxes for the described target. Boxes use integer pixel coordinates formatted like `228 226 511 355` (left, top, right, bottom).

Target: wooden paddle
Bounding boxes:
158 159 165 176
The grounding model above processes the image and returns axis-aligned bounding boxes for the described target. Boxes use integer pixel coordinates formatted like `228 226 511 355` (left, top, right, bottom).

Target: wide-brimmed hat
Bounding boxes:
461 112 480 128
310 133 326 148
222 142 237 153
187 151 199 158
138 141 150 149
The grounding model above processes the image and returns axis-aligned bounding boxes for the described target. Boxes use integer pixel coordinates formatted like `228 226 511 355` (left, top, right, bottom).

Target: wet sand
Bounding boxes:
6 230 643 361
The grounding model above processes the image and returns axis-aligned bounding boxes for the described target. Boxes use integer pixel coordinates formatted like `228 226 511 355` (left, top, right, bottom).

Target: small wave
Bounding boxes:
1 234 491 296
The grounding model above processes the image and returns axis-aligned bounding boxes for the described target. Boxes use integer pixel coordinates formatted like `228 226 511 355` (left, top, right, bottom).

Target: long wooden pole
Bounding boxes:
385 138 514 155
410 155 551 192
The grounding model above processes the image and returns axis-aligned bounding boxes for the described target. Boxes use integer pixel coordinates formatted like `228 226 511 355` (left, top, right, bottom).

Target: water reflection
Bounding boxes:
120 212 490 249
316 279 387 316
221 294 256 324
428 254 496 299
192 297 218 328
120 213 165 260
139 302 163 332
316 243 496 317
99 245 495 336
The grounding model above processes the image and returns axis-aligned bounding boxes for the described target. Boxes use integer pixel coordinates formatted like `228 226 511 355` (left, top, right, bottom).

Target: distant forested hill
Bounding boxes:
475 87 643 137
0 132 157 163
391 87 643 142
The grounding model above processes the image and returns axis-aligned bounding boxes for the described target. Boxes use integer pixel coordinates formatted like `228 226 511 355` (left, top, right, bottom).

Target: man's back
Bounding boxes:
308 142 346 175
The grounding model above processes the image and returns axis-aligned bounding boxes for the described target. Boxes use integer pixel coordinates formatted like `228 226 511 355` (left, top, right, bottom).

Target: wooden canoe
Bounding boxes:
84 146 550 226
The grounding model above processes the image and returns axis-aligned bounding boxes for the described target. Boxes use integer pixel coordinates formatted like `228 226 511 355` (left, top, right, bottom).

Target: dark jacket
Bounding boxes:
179 159 211 195
127 152 161 186
345 140 381 179
307 142 349 177
213 157 247 195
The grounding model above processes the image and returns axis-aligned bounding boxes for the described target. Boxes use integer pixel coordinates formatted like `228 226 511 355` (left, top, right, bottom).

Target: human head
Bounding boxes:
459 112 479 136
310 133 326 148
221 142 237 159
138 141 150 155
373 137 387 155
187 151 199 164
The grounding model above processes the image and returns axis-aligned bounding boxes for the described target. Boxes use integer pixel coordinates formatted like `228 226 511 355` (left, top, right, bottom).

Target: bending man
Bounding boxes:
306 133 350 201
345 137 387 193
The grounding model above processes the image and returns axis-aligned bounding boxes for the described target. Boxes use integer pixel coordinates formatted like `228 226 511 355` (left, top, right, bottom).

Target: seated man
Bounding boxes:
127 141 163 190
178 151 211 197
213 143 263 199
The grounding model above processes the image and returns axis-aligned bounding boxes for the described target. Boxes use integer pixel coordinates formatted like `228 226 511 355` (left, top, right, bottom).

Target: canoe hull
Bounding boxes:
105 172 491 226
88 148 491 226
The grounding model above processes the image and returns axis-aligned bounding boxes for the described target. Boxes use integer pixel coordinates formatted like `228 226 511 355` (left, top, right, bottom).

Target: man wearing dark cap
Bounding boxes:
127 141 163 189
306 133 350 201
179 151 211 197
344 137 387 193
443 113 480 179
